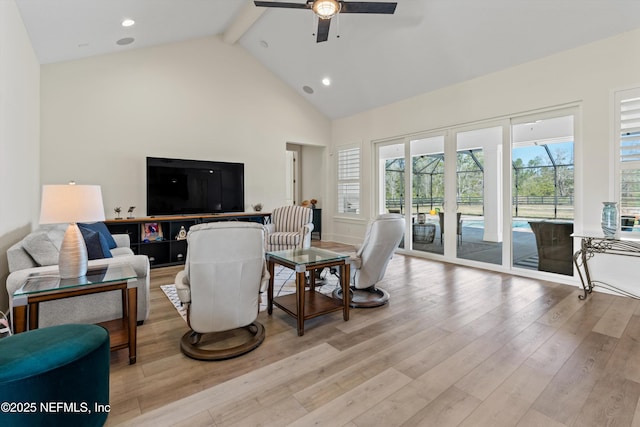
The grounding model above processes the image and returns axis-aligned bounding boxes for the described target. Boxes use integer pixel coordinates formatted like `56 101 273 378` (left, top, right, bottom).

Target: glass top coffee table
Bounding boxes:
266 248 350 336
13 263 139 364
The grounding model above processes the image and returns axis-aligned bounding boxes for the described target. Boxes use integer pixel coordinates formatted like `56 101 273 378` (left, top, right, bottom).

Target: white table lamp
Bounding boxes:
39 183 106 279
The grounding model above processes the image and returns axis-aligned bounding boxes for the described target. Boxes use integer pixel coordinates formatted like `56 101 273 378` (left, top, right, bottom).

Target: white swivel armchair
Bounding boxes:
333 214 405 307
265 205 314 251
175 222 269 360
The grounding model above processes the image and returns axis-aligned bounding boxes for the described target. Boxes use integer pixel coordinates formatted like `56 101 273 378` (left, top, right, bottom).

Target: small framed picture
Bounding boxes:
142 222 163 241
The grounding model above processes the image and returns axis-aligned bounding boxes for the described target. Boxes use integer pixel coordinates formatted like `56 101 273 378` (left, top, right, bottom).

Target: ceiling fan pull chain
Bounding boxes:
336 12 340 38
311 12 316 37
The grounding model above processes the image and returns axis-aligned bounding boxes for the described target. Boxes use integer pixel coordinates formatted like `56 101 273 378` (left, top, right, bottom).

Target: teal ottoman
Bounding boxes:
0 324 110 426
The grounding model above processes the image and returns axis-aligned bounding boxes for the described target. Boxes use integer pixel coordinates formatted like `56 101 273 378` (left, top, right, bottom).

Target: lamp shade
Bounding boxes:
39 184 106 224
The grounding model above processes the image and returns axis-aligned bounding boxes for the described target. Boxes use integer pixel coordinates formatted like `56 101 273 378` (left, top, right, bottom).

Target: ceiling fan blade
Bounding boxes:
254 1 310 9
340 2 397 14
316 18 331 43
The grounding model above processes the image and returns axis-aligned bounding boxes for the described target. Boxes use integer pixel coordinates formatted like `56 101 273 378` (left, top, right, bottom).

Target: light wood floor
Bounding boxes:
107 241 640 426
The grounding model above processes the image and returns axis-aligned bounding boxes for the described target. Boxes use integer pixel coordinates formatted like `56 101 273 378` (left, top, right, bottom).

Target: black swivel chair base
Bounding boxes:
180 321 265 361
333 286 390 308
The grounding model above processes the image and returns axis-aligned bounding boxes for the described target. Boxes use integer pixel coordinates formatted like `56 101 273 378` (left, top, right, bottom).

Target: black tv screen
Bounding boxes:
147 157 244 215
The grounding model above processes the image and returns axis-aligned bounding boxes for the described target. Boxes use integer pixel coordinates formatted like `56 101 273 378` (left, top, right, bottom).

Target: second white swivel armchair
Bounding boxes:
333 214 405 307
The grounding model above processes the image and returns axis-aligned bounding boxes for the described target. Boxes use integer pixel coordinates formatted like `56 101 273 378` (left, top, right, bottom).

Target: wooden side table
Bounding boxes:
12 263 139 364
267 247 350 336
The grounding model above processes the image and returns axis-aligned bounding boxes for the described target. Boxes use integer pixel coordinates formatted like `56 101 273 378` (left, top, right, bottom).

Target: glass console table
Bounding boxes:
13 263 139 364
573 233 640 300
266 248 350 336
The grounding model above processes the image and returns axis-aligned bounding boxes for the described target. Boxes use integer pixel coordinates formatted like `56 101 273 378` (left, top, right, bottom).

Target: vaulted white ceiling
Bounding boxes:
15 0 640 119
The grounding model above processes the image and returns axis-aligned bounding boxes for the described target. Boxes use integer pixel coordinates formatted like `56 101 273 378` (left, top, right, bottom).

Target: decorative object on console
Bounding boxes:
601 201 618 238
252 203 263 212
127 206 136 219
114 206 122 220
310 198 318 209
175 226 187 240
301 200 310 207
142 222 163 242
39 183 106 279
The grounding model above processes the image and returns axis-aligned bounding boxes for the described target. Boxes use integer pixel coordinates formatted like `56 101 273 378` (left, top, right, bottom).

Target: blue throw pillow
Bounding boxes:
79 227 113 260
78 222 117 249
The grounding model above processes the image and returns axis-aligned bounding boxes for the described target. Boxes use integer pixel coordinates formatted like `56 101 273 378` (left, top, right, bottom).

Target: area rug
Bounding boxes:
160 284 188 322
160 266 340 322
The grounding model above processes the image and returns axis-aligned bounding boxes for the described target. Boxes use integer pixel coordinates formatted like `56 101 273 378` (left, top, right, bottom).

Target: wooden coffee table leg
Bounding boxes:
127 287 137 364
296 271 306 336
267 260 275 315
28 303 39 331
13 305 27 333
342 263 350 321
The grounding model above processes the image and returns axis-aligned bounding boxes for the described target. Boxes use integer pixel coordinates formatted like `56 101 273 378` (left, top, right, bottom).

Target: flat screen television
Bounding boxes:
146 157 244 216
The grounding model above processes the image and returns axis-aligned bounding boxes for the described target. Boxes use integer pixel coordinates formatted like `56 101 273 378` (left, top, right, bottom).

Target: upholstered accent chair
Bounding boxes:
175 222 269 360
528 220 574 276
265 205 314 251
333 214 405 307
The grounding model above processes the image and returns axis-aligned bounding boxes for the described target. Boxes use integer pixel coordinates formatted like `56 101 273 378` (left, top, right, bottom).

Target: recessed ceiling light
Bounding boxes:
121 18 135 27
303 86 314 94
322 77 331 86
116 37 135 46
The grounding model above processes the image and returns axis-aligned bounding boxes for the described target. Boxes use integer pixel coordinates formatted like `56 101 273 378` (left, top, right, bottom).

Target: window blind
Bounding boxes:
620 96 640 163
337 147 360 214
618 90 640 223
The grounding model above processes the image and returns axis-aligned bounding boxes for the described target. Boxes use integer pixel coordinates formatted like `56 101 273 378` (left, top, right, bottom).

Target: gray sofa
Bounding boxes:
5 224 150 328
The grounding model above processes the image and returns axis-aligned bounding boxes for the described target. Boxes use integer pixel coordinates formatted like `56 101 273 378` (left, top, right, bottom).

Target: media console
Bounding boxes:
105 212 271 268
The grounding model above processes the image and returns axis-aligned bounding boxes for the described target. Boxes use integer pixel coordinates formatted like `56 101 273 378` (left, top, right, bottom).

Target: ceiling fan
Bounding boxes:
254 0 398 43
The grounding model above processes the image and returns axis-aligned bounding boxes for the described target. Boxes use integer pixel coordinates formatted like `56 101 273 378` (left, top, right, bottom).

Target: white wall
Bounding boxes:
0 0 40 311
300 144 325 207
40 35 331 217
328 29 640 248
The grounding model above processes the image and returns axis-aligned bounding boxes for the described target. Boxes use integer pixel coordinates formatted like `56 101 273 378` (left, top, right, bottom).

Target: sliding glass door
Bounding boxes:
511 114 575 275
375 107 576 277
377 135 446 255
455 126 503 265
410 135 445 255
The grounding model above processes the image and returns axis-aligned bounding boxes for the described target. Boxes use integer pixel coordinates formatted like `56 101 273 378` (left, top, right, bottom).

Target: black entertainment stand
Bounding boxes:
105 212 271 268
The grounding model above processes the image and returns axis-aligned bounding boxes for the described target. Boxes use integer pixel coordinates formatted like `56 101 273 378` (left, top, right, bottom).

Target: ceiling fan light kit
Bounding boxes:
312 0 341 19
254 0 397 42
